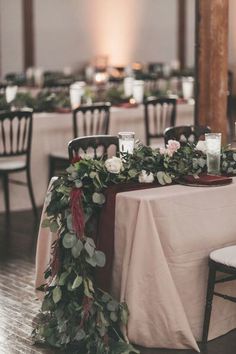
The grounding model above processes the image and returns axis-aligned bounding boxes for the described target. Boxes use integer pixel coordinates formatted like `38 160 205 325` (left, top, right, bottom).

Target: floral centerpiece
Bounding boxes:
33 141 236 353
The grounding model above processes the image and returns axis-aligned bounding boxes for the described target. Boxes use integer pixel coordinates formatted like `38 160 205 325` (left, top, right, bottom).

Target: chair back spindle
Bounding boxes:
144 97 177 145
68 135 119 162
73 102 110 138
0 110 33 159
164 125 211 146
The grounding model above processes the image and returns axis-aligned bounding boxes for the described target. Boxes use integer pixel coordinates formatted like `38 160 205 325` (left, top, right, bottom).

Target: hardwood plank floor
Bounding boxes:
0 209 236 354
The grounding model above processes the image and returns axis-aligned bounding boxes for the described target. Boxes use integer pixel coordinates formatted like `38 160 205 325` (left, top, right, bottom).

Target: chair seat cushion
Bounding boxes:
210 245 236 268
0 160 26 171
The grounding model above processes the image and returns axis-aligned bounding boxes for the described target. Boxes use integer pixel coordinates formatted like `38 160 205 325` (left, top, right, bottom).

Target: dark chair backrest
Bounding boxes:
164 125 211 145
144 97 177 145
73 102 111 138
68 135 119 162
0 110 33 160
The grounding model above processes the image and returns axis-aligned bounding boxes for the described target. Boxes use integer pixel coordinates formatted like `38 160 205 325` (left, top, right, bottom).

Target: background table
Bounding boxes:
35 178 236 351
0 102 194 212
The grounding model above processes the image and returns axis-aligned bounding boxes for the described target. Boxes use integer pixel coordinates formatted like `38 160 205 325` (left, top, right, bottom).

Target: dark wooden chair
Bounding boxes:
68 135 119 162
0 110 37 219
49 102 111 179
164 125 211 145
202 245 236 345
144 97 177 146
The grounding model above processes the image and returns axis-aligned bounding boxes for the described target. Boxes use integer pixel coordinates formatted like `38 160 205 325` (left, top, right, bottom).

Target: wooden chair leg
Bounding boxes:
2 173 10 221
202 263 216 345
26 169 38 219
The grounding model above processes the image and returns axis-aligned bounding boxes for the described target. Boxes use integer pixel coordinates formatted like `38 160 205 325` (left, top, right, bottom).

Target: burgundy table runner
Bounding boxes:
95 182 162 291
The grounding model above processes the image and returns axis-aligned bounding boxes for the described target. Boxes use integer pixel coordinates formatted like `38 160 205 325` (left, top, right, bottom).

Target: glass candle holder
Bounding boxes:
69 81 86 109
182 76 194 100
205 133 222 175
123 77 134 97
132 80 144 104
118 132 135 155
5 85 18 103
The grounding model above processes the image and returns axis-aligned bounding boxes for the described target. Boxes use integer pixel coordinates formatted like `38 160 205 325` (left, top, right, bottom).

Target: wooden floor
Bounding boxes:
1 209 236 354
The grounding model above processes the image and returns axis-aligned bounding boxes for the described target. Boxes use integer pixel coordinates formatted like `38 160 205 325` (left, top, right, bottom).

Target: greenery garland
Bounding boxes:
33 141 236 353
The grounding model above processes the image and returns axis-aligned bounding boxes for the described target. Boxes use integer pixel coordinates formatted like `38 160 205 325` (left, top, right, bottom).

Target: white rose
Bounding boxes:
196 140 207 154
138 170 154 183
105 156 123 174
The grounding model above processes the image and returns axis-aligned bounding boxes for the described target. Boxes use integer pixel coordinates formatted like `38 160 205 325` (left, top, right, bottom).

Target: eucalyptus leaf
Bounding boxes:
92 192 106 205
42 297 53 312
101 292 111 303
42 218 51 228
94 250 106 267
72 275 82 289
110 312 118 322
71 239 83 258
75 179 83 188
62 233 77 249
75 328 86 341
49 220 59 233
89 171 97 178
58 272 69 286
156 171 165 185
52 286 62 304
67 282 73 291
107 300 118 312
198 157 206 168
163 173 172 184
66 214 73 231
120 302 129 325
86 278 94 293
86 256 97 267
83 279 92 298
128 169 137 178
84 237 95 257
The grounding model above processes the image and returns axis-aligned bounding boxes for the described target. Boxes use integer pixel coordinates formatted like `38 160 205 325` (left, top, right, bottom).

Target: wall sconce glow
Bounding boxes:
89 0 139 66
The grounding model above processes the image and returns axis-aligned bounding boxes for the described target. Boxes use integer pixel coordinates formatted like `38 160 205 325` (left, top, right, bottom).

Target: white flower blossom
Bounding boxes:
195 140 207 154
105 156 123 174
138 170 154 183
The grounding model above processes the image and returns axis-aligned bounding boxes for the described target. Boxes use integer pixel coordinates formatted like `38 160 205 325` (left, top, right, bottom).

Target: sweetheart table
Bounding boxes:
35 177 236 351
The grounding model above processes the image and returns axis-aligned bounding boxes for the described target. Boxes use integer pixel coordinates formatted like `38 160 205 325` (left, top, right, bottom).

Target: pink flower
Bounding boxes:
166 140 181 154
159 147 166 155
160 140 180 157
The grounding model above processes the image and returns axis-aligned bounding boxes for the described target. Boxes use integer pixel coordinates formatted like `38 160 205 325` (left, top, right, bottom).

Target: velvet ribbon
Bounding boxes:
95 182 162 292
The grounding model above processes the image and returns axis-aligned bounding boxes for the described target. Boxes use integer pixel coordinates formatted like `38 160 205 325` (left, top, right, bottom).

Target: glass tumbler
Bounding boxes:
205 133 222 175
118 132 135 155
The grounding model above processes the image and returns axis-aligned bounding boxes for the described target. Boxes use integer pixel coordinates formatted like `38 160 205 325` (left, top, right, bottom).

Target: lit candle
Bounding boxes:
94 72 108 85
118 131 135 154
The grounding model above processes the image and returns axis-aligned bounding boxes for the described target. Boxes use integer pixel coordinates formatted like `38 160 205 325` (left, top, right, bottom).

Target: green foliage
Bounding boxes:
0 94 10 111
33 142 236 353
221 147 236 175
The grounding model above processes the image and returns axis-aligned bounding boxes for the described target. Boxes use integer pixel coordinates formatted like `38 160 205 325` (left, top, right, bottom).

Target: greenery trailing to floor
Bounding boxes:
32 141 236 353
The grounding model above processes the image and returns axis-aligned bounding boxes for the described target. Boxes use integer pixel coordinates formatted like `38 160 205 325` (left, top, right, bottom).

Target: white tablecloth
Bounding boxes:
0 103 194 211
111 180 236 350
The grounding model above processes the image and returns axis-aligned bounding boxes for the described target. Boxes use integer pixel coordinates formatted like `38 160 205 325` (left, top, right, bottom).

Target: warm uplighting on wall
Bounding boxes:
89 0 139 67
